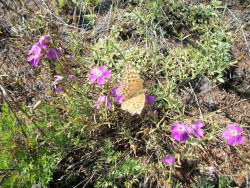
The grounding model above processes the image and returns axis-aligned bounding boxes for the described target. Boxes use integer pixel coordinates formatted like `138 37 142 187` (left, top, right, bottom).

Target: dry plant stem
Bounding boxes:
188 82 203 118
225 7 250 53
0 90 28 139
0 82 47 137
39 0 86 30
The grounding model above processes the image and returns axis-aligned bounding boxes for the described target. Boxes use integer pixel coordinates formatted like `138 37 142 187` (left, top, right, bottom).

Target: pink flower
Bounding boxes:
52 75 64 86
146 95 156 105
27 52 43 67
188 120 204 138
27 35 50 66
38 35 50 49
89 66 112 86
56 87 63 93
153 110 158 114
28 43 42 55
112 87 124 103
65 54 74 61
171 122 190 142
68 75 76 81
47 48 61 60
162 156 176 165
94 96 111 109
221 124 244 146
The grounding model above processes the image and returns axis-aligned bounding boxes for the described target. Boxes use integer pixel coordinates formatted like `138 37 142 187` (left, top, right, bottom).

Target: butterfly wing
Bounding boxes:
118 65 144 100
121 93 146 115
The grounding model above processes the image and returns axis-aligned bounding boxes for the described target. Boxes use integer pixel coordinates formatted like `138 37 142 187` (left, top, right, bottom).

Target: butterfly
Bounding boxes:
117 65 146 115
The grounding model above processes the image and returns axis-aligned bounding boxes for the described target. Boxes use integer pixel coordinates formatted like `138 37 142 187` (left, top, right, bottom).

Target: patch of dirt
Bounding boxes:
178 1 250 186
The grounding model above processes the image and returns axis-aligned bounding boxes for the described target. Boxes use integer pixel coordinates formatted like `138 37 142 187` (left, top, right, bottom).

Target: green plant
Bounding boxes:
95 140 145 188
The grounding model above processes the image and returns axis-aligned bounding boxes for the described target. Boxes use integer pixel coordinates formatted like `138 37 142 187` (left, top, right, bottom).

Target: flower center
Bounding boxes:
179 126 185 132
96 70 102 76
231 130 238 136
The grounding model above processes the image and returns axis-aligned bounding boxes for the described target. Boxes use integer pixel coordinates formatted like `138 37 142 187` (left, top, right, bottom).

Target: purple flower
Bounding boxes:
47 48 61 60
38 35 50 49
162 156 176 165
188 120 205 138
65 54 74 61
171 121 190 142
68 75 76 81
27 53 43 67
94 96 111 109
112 87 124 103
112 87 119 97
55 87 63 93
28 43 42 55
153 110 158 114
89 66 112 86
52 75 63 86
146 95 156 105
221 124 244 146
27 35 51 66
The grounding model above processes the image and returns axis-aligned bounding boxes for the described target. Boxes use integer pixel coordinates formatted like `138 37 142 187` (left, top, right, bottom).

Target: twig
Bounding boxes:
188 82 203 118
39 0 86 31
226 7 250 53
0 82 47 137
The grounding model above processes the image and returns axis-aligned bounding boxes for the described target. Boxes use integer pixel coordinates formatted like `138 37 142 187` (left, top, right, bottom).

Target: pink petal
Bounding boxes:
236 135 244 145
38 35 50 49
170 125 177 131
146 95 156 105
163 156 176 165
102 70 112 78
47 48 60 60
65 55 74 61
97 96 107 103
235 125 244 133
89 75 98 83
226 124 235 130
28 43 41 55
27 54 35 62
227 137 236 146
222 130 231 139
98 66 107 72
112 88 118 97
106 102 111 109
89 67 99 75
115 95 124 103
97 77 105 85
193 129 204 138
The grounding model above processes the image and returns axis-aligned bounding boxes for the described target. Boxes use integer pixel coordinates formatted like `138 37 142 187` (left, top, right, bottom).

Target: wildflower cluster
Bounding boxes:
88 65 156 111
170 120 204 142
163 122 245 168
27 35 76 91
27 35 73 67
88 66 112 110
170 120 245 146
27 35 50 66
